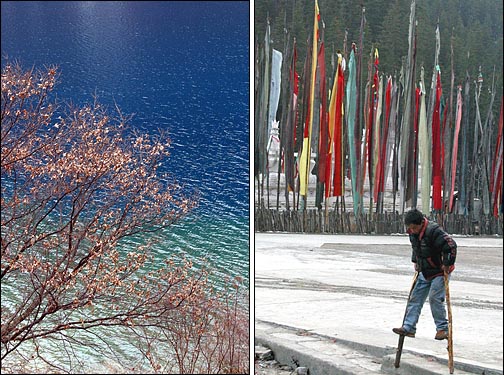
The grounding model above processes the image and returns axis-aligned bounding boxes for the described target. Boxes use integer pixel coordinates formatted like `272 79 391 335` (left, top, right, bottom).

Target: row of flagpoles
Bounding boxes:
254 0 503 218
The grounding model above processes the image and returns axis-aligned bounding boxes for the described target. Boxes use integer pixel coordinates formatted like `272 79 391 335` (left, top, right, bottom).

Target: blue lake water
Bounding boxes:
1 1 250 285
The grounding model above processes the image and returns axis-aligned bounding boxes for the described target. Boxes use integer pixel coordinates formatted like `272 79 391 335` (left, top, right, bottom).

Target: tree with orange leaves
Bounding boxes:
1 61 248 374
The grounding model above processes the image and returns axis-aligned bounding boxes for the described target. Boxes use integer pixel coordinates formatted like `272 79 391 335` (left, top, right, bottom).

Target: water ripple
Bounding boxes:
1 1 250 284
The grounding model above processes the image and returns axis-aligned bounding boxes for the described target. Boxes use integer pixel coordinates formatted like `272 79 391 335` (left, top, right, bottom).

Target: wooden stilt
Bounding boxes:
444 270 454 374
394 271 419 368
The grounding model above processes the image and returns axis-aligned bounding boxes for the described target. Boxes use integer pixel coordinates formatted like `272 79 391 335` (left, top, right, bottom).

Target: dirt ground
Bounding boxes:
254 358 293 375
254 345 294 375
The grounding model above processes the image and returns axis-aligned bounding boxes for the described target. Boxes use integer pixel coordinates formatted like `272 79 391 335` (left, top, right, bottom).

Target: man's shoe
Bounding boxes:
435 330 448 340
392 327 415 338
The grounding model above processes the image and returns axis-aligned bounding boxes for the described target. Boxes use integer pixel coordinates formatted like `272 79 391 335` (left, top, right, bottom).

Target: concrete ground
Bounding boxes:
254 233 503 375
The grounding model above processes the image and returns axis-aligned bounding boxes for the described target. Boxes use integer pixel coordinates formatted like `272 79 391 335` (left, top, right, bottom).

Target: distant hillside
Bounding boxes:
254 0 503 117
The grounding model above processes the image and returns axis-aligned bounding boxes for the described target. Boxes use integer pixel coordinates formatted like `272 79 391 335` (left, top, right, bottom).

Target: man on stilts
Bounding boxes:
393 208 457 340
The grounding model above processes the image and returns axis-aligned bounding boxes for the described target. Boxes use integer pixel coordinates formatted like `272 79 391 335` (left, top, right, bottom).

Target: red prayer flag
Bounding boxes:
432 70 443 210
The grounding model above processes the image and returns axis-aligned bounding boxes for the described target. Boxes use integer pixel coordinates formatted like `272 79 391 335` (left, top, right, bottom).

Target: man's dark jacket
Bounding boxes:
409 220 457 279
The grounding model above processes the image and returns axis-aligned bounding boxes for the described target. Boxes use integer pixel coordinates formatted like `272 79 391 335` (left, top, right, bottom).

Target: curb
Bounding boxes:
255 329 381 375
256 321 503 375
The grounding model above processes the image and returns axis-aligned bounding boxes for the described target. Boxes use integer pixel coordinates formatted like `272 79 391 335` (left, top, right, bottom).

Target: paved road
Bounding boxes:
254 233 503 373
